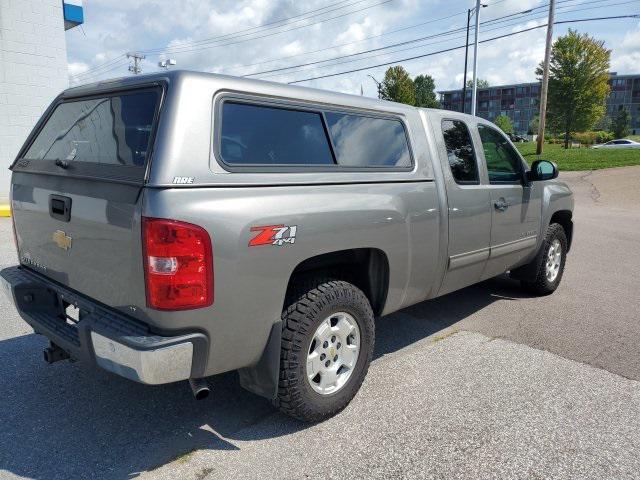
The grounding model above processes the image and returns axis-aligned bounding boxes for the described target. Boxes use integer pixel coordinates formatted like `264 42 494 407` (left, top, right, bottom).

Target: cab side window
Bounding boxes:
219 100 413 169
441 119 478 184
477 125 523 183
220 102 335 166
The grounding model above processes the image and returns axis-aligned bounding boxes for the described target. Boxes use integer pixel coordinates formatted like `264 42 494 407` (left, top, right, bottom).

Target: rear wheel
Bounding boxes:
276 280 374 422
521 223 568 295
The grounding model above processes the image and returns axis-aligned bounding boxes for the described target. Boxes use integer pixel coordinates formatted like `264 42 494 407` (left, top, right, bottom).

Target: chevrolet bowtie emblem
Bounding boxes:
53 230 72 250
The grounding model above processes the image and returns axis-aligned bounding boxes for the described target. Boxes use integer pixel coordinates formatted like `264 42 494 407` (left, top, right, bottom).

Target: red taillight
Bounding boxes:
142 217 213 311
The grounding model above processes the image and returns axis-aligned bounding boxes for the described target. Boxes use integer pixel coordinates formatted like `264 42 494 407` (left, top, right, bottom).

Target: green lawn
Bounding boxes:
516 142 640 171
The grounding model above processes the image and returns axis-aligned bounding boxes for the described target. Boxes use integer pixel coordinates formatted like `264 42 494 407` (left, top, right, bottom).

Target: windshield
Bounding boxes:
24 89 159 167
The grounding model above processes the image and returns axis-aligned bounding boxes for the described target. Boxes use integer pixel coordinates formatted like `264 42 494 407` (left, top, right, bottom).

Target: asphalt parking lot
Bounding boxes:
1 166 639 480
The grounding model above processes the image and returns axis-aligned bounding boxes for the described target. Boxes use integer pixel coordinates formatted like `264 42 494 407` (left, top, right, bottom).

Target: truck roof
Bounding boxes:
55 70 489 188
64 69 478 122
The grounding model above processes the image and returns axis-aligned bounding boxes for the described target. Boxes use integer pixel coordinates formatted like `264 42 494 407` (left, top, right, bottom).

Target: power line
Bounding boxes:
70 57 130 82
256 14 541 80
287 14 639 84
247 0 631 79
140 0 396 56
245 25 469 77
227 10 468 74
227 0 589 75
71 0 632 83
150 0 576 70
140 0 372 54
256 7 593 80
70 54 127 80
71 0 381 79
70 0 562 80
148 0 514 59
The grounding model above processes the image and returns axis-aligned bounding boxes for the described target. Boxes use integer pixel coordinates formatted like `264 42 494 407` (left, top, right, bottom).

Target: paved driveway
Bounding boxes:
0 166 639 479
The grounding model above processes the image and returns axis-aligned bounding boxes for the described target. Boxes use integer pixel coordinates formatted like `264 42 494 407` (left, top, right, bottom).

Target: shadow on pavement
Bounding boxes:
0 275 532 480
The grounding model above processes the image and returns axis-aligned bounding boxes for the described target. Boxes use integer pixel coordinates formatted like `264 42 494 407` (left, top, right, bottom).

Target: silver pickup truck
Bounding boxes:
2 71 573 422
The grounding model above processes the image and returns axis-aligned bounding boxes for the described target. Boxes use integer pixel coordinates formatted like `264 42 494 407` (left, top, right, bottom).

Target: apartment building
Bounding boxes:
439 73 640 135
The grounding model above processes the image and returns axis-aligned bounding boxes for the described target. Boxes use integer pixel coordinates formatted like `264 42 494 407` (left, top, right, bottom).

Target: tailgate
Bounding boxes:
10 87 162 312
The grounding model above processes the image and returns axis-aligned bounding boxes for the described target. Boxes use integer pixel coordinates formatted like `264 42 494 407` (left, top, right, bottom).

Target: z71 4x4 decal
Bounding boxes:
249 225 297 247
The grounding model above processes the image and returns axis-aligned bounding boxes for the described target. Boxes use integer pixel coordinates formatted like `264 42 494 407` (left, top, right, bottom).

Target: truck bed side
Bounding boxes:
141 181 441 374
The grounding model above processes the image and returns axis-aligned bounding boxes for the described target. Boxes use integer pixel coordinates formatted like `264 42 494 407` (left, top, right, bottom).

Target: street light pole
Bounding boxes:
462 8 472 114
367 74 382 99
471 0 482 116
536 0 556 155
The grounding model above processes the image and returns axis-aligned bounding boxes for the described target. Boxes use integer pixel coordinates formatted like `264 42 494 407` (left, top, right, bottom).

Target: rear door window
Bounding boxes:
24 90 159 167
220 102 335 166
441 119 478 184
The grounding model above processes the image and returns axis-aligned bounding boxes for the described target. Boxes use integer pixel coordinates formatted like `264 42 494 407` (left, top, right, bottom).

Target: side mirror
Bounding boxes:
527 160 558 182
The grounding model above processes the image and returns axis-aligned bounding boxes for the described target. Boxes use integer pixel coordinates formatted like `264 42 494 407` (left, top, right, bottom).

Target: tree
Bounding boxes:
612 107 631 138
528 114 539 135
494 115 514 134
593 114 611 132
536 29 610 149
414 74 439 108
380 66 415 105
466 78 490 89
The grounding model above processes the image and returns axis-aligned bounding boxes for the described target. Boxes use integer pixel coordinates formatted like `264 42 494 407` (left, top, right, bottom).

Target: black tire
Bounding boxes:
275 279 375 422
521 223 568 295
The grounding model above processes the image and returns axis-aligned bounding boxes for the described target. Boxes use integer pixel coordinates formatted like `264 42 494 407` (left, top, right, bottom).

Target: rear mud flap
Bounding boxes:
238 320 282 400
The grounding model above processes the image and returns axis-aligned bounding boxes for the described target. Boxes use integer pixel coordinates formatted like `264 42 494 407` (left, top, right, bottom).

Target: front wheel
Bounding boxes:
521 223 568 295
276 280 375 422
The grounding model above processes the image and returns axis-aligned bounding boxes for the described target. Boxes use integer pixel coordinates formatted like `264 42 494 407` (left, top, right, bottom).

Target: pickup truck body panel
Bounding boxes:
5 70 573 387
141 181 441 373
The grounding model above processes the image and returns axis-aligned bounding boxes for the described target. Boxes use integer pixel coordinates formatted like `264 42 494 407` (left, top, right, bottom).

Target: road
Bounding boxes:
0 166 639 479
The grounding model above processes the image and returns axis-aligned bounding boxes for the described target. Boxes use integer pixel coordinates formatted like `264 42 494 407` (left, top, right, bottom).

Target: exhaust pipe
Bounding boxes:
189 378 210 400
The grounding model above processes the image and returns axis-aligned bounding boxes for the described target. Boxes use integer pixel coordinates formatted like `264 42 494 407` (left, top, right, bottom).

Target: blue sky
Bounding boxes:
65 0 640 97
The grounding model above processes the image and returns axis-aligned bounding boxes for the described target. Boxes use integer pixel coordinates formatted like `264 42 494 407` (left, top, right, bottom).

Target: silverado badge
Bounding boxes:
53 230 72 250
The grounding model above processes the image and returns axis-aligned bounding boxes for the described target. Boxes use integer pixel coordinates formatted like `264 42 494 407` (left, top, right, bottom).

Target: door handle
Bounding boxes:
494 198 509 211
49 194 72 222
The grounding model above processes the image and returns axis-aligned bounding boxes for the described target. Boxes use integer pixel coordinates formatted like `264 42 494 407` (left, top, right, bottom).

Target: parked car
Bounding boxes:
508 133 528 142
1 71 574 422
592 138 640 149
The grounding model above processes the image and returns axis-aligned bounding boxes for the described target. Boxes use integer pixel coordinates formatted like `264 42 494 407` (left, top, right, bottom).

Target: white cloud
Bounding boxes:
282 40 303 56
65 0 639 97
611 24 640 73
68 62 89 76
207 0 271 34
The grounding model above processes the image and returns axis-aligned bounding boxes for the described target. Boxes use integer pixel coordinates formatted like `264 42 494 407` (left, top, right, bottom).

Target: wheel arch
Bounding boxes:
511 209 573 283
285 248 390 317
238 247 389 401
549 210 573 251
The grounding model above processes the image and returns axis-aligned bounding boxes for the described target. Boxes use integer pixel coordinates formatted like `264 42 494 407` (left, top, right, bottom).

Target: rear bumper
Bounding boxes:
1 265 208 385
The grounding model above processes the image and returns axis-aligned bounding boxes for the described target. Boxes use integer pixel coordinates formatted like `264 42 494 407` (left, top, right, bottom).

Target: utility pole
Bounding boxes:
367 74 382 99
462 8 472 114
127 52 145 75
536 0 556 155
471 0 482 116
